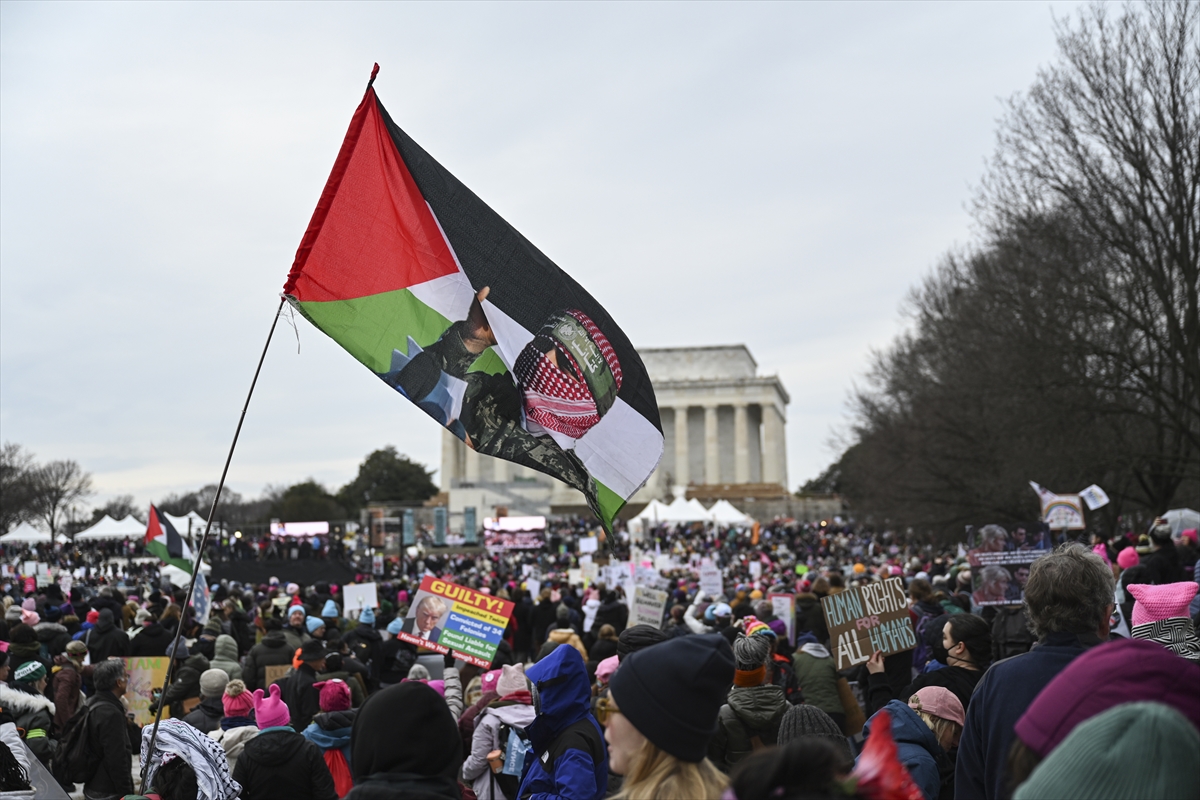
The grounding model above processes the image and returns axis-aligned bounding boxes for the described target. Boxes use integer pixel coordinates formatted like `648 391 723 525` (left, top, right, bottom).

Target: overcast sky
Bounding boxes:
1 1 1083 512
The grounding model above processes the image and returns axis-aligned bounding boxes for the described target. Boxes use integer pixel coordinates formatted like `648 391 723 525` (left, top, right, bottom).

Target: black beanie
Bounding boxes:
616 624 671 662
351 682 462 781
609 634 735 763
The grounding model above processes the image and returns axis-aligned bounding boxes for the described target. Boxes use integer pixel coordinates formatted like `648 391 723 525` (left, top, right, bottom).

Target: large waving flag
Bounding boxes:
283 70 663 530
145 505 195 571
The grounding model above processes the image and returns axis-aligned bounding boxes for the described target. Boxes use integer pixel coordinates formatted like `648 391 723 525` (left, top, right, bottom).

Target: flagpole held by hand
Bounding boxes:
139 296 286 794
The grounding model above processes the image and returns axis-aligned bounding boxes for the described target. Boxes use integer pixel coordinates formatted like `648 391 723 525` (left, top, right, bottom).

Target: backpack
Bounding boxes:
490 720 530 799
51 702 99 786
992 607 1035 661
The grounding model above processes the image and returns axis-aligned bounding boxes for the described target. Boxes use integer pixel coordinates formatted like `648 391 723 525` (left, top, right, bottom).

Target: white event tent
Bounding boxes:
75 515 146 541
707 499 752 525
632 499 670 524
0 522 69 544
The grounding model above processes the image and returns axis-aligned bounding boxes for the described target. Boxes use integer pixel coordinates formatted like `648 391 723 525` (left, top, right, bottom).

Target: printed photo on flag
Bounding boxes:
282 76 663 530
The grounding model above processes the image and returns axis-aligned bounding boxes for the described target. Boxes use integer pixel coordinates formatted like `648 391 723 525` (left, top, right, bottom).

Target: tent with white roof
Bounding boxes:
632 499 670 523
707 499 752 525
0 522 52 544
655 496 710 523
75 515 146 541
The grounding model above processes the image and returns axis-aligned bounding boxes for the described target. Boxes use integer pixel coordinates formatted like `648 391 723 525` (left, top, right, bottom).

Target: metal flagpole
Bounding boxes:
139 296 286 792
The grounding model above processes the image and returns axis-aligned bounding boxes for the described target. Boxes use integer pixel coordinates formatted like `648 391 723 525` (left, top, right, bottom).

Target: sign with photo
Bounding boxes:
398 575 515 667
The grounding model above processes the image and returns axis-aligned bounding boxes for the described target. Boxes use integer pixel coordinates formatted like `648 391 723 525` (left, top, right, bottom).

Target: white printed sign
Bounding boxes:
342 582 379 614
699 565 723 598
632 586 668 629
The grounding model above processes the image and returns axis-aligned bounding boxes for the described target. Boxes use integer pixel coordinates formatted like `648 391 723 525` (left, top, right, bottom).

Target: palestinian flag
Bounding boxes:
145 505 195 571
283 67 663 530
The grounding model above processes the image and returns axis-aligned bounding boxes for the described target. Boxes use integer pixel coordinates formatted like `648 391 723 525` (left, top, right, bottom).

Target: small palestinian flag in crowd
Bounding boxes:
283 66 663 530
145 505 194 571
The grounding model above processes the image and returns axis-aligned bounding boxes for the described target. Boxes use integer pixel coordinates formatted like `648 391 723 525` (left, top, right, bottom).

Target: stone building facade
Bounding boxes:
439 344 789 521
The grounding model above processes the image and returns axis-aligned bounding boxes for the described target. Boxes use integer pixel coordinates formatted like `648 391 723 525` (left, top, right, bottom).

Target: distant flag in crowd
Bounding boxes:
1079 484 1111 511
282 67 663 531
193 571 211 626
144 505 195 571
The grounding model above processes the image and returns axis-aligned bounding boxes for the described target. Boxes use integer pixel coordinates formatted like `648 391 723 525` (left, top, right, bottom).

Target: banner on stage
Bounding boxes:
821 577 916 671
398 575 515 667
632 586 668 629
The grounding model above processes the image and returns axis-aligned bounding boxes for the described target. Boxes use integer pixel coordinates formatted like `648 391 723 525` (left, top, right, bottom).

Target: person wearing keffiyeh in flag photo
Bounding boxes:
384 286 621 520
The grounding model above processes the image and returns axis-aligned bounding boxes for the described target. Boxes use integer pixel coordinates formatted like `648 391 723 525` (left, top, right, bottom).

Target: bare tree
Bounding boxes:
30 460 94 537
0 443 38 534
89 494 140 524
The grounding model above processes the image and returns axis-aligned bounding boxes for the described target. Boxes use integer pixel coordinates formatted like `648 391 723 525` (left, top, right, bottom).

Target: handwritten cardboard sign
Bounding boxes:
820 577 916 670
632 586 668 629
398 576 515 668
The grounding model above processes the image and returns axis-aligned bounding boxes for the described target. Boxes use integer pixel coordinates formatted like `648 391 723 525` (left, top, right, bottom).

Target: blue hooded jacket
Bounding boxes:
518 644 607 800
302 709 355 768
861 699 947 800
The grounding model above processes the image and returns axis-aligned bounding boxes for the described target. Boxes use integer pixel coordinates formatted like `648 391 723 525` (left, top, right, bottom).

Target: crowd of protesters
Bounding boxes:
0 513 1195 800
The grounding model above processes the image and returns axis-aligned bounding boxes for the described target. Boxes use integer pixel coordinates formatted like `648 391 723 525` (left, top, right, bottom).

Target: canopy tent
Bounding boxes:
159 561 212 587
707 499 752 525
163 511 210 538
632 499 670 523
75 515 146 541
1 522 52 544
655 496 710 523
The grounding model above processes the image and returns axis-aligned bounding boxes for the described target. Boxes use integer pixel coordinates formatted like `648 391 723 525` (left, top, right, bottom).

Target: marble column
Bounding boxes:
464 445 481 483
704 405 720 485
762 404 787 487
734 403 751 483
440 430 459 491
674 406 690 487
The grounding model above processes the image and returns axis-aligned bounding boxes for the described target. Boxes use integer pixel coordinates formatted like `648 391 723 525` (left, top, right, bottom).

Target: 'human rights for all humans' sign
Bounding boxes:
820 577 916 670
398 576 515 667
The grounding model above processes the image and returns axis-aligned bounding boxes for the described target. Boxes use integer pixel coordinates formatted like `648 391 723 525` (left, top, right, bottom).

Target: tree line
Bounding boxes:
0 442 438 537
807 2 1199 538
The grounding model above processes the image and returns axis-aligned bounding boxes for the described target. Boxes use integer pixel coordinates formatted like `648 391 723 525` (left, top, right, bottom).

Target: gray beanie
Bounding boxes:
406 663 431 681
778 704 855 768
199 668 229 699
732 634 771 670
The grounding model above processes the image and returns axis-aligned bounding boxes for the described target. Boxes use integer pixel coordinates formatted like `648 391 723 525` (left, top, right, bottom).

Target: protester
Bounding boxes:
126 609 172 658
345 682 462 799
955 543 1114 800
862 686 963 800
85 609 129 663
283 605 312 652
83 659 135 800
1126 581 1200 662
242 617 294 691
1 661 56 767
517 643 607 800
207 679 259 771
709 634 788 772
232 682 336 800
790 630 844 732
209 634 244 681
50 639 87 734
157 640 210 720
302 679 357 799
604 634 733 799
588 624 620 664
462 664 535 800
776 704 854 771
285 640 327 732
183 668 230 734
136 717 242 800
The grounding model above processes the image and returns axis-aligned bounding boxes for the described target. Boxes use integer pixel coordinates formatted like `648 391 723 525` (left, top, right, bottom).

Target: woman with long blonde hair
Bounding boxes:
602 634 735 800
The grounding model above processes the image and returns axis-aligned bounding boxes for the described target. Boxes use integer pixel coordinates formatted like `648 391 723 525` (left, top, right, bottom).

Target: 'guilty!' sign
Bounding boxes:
820 576 917 670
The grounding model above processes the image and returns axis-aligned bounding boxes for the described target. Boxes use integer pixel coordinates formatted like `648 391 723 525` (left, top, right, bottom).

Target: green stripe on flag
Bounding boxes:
594 480 624 531
146 539 193 572
295 289 508 376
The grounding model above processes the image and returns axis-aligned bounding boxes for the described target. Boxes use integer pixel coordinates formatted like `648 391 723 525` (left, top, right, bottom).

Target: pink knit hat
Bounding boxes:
1128 582 1199 627
1091 544 1111 565
495 664 527 698
252 683 291 729
21 599 35 611
222 679 254 718
1116 547 1140 570
479 668 503 696
908 686 965 727
595 655 619 684
20 609 39 626
314 679 352 712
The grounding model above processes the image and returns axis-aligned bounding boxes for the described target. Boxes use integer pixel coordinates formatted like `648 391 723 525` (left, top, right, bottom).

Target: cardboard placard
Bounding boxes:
343 582 379 613
821 577 916 670
632 586 668 629
124 657 171 725
398 576 515 668
264 665 291 687
579 537 598 553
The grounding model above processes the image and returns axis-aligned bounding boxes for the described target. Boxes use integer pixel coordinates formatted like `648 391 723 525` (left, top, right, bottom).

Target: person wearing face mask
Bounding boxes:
865 614 990 716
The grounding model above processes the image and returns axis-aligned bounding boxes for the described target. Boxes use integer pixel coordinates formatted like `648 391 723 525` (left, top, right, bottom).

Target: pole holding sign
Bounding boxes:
820 577 917 671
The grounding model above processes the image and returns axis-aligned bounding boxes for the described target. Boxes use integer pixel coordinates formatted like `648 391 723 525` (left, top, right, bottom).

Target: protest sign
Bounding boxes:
398 576 515 667
1030 482 1085 530
372 554 384 576
581 561 598 584
124 657 171 725
632 586 668 628
525 578 540 599
749 560 761 580
699 564 723 598
568 568 583 585
821 577 917 670
769 593 795 646
970 549 1049 606
343 582 379 614
579 536 598 553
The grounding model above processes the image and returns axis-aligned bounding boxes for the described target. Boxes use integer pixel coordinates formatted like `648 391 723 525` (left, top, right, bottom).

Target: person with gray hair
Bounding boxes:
955 543 1115 800
83 659 134 800
707 634 788 772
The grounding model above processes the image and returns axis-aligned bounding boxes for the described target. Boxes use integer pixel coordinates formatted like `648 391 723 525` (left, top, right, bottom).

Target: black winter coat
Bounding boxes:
593 601 629 635
233 728 337 800
84 690 134 798
85 610 129 662
34 622 71 660
284 663 322 731
162 653 210 718
128 622 173 657
244 630 295 691
182 694 224 734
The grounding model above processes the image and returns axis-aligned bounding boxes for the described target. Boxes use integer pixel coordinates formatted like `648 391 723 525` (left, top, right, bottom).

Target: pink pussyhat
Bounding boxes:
479 668 503 696
314 679 352 713
1128 582 1199 627
252 683 291 729
1116 547 1140 570
1092 544 1111 565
